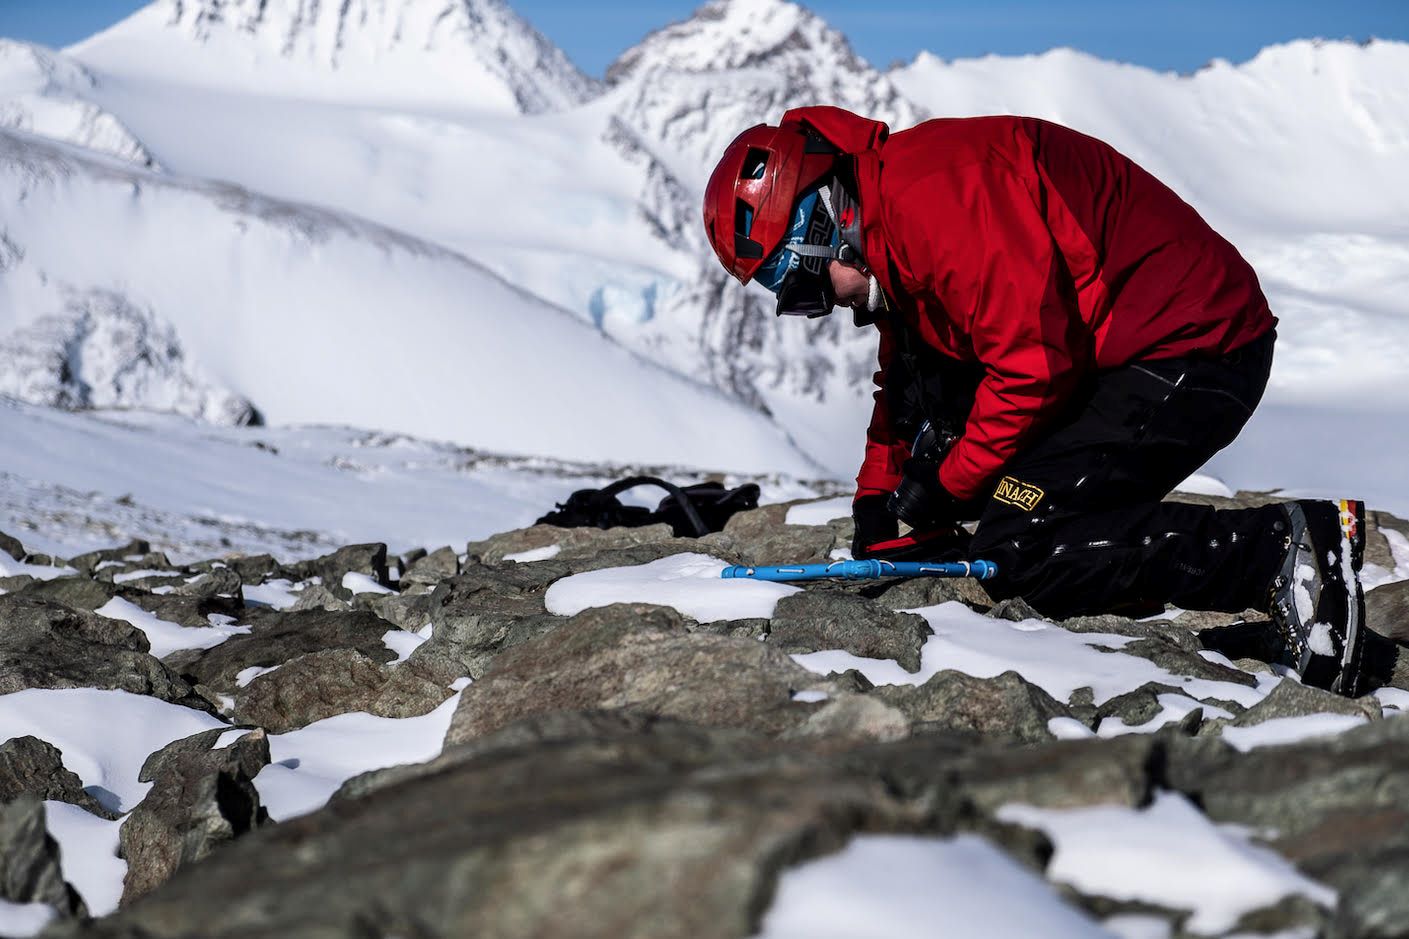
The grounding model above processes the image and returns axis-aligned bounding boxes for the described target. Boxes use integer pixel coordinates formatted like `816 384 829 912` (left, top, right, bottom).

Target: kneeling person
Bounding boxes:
702 106 1368 696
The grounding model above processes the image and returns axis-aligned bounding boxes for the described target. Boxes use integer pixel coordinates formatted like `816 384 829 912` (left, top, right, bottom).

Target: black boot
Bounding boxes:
1266 499 1368 697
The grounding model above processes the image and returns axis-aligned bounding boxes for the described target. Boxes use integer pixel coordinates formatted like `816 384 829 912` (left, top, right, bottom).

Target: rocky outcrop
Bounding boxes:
0 796 87 919
162 608 399 695
445 604 829 743
0 593 209 708
118 730 272 904
8 500 1409 938
232 649 450 733
0 737 118 820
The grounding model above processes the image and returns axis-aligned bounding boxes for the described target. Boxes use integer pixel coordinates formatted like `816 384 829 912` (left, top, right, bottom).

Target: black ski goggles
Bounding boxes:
753 189 840 318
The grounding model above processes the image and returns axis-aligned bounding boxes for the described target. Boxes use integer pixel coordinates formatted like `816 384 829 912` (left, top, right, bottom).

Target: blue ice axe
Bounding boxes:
720 559 998 582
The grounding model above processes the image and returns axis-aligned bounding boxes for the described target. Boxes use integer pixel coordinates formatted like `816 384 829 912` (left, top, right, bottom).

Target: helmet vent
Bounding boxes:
740 149 769 180
735 200 754 238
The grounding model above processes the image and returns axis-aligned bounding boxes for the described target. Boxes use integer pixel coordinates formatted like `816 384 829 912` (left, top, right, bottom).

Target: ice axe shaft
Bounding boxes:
720 559 997 582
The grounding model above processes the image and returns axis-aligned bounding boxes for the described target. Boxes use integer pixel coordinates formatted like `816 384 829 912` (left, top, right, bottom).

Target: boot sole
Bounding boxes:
1333 499 1368 697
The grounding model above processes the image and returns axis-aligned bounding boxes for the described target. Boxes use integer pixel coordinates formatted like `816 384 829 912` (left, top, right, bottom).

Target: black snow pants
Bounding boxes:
968 330 1283 619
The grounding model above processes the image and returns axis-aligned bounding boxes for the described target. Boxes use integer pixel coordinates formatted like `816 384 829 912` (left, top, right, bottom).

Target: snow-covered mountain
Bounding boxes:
71 0 599 113
0 39 154 165
594 0 926 471
0 0 1405 494
0 127 818 475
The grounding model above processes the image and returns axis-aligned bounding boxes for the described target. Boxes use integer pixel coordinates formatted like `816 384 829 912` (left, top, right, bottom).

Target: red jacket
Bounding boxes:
780 106 1276 503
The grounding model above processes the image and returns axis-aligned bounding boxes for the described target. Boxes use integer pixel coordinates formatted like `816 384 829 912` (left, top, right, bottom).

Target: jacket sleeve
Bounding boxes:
854 322 910 500
903 162 1089 503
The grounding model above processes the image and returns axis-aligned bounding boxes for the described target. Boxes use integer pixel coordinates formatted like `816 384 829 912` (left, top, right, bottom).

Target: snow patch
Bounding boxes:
793 602 1274 707
253 692 462 821
0 688 226 813
784 497 853 527
97 596 249 659
503 543 562 563
757 834 1112 939
543 552 801 623
43 800 125 917
0 899 56 938
382 625 431 664
996 792 1336 934
1219 713 1368 752
235 665 279 688
341 571 393 596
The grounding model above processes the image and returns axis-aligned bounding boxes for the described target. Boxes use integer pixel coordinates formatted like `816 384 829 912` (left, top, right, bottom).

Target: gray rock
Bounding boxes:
161 607 398 695
0 736 118 820
0 795 86 918
217 554 280 585
355 591 433 631
1368 580 1409 643
768 590 930 671
986 597 1047 622
1060 613 1204 654
284 543 390 592
171 567 244 600
14 575 118 611
67 539 152 575
232 649 451 733
400 546 460 589
875 670 1071 744
1100 637 1258 689
83 717 911 939
1330 849 1409 939
868 574 994 612
0 528 24 561
688 617 770 641
289 583 352 612
1230 678 1380 727
409 564 568 682
954 735 1160 812
117 591 243 630
782 693 912 746
1093 682 1239 735
1170 607 1270 632
465 523 674 565
0 574 34 591
446 604 824 744
1366 508 1409 575
119 729 271 904
1186 717 1409 841
720 504 836 565
338 710 773 805
0 594 209 708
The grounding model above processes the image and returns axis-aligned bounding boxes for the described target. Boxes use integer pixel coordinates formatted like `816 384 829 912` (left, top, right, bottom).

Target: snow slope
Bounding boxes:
0 399 829 563
0 129 818 475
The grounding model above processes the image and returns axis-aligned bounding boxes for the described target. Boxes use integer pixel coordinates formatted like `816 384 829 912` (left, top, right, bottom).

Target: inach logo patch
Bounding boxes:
994 476 1046 512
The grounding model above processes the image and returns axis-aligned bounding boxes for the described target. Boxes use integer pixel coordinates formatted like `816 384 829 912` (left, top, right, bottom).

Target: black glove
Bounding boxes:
888 457 960 530
851 494 898 559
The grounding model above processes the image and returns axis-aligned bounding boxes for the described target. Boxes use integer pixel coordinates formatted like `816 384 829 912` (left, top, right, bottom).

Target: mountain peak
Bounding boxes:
608 0 858 83
75 0 599 114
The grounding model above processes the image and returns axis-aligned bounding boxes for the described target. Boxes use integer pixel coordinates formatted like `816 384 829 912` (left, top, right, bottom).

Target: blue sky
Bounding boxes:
2 0 1406 75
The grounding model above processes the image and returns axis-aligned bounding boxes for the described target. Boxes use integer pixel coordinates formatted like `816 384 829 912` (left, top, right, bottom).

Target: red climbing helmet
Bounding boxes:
703 121 839 286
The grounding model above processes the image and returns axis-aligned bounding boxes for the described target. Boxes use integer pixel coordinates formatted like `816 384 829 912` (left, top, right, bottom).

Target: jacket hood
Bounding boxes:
781 106 890 156
780 106 896 313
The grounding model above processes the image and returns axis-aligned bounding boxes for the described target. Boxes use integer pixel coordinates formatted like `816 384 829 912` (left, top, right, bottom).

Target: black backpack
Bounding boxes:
536 476 760 538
